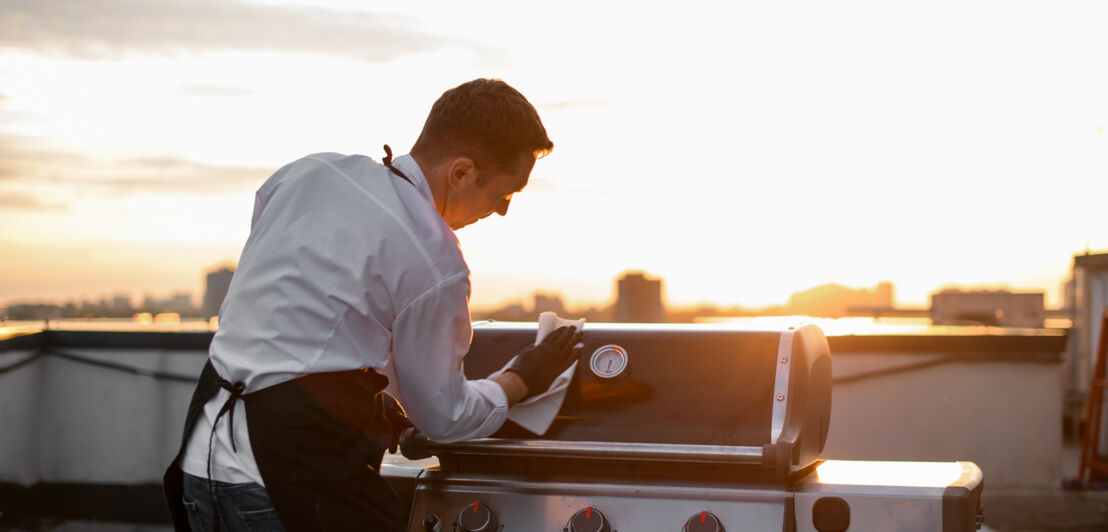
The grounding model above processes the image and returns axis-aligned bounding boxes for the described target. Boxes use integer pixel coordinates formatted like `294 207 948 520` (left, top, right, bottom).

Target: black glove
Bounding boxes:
380 392 413 454
505 325 584 400
399 428 432 460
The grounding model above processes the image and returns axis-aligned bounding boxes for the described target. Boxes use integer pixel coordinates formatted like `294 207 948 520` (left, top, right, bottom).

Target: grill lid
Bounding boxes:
408 322 832 477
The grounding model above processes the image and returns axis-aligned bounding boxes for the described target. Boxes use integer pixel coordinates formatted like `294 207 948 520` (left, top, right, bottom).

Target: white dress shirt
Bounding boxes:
181 152 509 485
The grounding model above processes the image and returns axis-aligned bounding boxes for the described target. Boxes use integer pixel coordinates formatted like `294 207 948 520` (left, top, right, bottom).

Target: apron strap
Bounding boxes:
214 378 246 452
206 375 246 532
382 144 415 186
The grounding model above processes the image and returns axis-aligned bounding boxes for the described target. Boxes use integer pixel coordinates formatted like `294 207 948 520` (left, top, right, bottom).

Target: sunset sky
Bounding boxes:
1 0 1106 311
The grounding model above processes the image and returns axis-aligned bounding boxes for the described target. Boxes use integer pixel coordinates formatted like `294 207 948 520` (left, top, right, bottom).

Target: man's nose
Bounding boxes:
495 197 511 216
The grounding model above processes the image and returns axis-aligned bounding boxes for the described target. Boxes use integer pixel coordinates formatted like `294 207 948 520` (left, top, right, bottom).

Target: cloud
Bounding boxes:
0 190 68 211
0 0 455 62
0 139 86 181
88 156 275 195
0 137 273 199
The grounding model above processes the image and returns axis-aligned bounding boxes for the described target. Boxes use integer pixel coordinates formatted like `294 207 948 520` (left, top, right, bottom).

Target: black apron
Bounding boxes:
162 361 411 531
164 146 418 531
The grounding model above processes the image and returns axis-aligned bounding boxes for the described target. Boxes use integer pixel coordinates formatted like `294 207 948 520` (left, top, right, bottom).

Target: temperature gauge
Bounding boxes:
589 344 629 381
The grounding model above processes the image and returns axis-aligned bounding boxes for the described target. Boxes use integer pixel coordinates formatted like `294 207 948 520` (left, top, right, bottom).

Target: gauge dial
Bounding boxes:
457 501 496 532
589 345 629 380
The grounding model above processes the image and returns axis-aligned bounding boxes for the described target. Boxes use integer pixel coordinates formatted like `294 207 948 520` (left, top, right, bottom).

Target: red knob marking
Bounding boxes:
474 501 479 513
586 506 592 519
701 511 706 523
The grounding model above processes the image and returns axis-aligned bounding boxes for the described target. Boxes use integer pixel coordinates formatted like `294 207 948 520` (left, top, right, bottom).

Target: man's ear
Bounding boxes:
446 157 477 189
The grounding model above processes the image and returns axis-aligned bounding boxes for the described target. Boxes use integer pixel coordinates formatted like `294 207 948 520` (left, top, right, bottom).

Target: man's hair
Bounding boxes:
411 79 553 181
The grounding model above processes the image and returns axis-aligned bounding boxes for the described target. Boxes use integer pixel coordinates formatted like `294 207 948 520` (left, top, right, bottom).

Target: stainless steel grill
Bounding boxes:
385 322 983 532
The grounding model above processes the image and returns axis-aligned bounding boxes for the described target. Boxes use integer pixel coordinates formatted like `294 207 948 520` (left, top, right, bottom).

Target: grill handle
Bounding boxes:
406 436 766 464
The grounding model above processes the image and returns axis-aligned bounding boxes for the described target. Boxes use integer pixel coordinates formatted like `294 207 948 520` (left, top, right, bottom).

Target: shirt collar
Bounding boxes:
390 153 435 206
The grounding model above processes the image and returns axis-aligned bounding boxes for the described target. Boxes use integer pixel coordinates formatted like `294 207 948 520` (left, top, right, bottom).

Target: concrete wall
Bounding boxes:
0 344 205 485
823 338 1064 490
0 350 43 485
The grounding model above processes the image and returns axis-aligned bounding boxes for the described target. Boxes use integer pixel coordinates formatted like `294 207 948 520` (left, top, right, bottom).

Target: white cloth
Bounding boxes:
181 152 509 485
493 312 585 434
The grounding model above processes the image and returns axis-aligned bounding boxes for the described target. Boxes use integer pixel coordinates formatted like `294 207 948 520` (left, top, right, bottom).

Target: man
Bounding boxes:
163 79 583 531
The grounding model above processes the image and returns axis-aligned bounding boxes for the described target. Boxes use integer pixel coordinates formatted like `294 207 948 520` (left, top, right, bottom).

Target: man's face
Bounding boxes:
444 157 534 230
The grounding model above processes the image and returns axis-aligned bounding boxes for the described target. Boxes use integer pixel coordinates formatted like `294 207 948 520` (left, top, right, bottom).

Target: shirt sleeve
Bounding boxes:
389 271 508 442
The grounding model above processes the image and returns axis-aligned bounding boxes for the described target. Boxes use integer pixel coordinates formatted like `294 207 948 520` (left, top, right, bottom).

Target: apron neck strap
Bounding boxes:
382 144 414 186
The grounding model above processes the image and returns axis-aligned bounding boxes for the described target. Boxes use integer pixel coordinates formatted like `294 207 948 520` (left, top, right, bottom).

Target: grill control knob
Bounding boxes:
684 511 725 532
422 513 442 532
457 501 497 532
568 506 610 532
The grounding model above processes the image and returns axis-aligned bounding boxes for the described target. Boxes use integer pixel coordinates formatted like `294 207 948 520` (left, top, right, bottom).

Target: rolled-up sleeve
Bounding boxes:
390 271 508 442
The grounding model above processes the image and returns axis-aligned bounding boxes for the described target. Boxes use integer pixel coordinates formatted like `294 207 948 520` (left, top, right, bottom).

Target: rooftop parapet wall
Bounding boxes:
0 328 1067 491
825 341 1065 490
0 332 209 486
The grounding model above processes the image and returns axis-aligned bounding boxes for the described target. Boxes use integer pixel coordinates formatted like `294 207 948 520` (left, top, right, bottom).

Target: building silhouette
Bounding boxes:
204 265 235 319
169 292 196 315
532 293 567 316
109 294 134 318
1066 252 1108 449
141 292 198 316
929 288 1044 327
614 272 664 323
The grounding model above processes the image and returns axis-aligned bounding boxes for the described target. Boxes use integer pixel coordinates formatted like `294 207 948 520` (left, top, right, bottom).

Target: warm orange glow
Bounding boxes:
698 316 1068 336
814 460 964 488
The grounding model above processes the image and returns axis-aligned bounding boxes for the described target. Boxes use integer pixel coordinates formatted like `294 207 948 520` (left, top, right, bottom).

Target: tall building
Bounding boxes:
1069 252 1108 456
1067 253 1108 394
204 265 235 319
929 289 1044 328
614 272 664 323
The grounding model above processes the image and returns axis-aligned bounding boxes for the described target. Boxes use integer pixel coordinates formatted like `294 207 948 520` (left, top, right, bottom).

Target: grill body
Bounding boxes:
390 322 982 532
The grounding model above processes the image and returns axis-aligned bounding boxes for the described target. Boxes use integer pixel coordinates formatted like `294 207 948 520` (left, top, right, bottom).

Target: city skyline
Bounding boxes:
1 1 1106 312
1 265 1074 321
0 258 1086 311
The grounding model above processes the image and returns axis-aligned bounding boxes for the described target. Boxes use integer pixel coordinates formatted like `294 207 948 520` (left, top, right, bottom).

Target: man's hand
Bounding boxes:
504 326 584 401
380 392 413 454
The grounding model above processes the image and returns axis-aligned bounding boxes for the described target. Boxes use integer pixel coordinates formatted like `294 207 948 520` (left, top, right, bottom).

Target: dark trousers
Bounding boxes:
181 472 285 532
